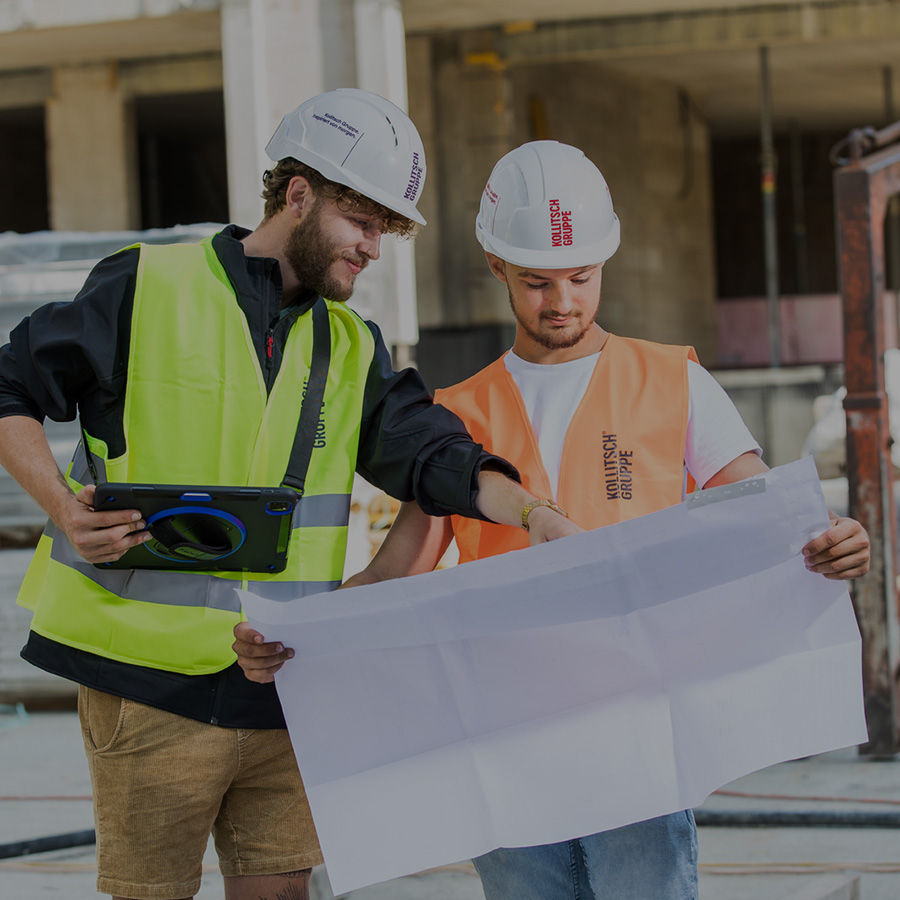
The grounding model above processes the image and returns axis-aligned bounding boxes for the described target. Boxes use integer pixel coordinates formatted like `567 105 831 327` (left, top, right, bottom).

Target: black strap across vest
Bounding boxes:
81 296 332 497
281 296 331 496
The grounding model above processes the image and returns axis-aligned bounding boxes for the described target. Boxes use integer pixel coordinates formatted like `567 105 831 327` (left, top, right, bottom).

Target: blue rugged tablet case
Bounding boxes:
92 483 298 573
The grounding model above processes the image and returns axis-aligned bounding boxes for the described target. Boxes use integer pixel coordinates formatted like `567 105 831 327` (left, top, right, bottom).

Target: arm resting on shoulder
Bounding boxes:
704 450 869 580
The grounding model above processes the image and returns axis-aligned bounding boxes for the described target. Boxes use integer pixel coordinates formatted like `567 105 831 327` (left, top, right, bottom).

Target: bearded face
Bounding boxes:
284 198 370 302
507 282 599 351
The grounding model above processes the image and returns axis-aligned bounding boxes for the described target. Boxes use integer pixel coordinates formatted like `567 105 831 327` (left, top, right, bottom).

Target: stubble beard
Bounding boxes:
285 201 367 302
508 287 598 351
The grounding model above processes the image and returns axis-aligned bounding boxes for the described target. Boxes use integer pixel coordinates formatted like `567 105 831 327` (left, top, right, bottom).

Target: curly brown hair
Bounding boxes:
261 159 419 238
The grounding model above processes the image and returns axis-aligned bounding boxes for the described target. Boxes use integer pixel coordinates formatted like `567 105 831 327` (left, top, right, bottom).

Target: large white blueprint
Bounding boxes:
240 457 867 895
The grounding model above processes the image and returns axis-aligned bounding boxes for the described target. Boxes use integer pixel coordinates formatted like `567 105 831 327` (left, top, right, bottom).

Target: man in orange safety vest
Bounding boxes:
236 140 870 900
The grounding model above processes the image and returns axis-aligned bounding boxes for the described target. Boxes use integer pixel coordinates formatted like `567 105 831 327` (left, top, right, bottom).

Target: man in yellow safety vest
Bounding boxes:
0 98 579 900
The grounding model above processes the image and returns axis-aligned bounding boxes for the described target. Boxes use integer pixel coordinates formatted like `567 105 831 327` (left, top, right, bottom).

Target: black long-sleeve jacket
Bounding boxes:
0 225 514 728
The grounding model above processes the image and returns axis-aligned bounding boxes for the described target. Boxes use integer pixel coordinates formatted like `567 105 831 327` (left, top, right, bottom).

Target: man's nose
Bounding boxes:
361 231 381 261
552 283 576 313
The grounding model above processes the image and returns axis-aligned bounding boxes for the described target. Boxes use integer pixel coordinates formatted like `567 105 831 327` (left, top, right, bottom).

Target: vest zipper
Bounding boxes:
209 670 228 725
263 328 276 393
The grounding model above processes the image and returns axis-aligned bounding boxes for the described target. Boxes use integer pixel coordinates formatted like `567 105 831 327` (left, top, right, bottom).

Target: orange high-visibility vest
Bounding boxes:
435 334 699 564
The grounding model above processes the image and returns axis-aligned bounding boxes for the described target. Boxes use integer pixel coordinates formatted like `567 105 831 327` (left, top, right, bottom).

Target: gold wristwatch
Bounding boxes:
521 498 568 531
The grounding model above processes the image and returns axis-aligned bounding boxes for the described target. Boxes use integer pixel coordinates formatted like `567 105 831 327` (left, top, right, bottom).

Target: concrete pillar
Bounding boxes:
220 0 420 351
46 63 139 231
351 0 420 351
406 34 442 330
220 0 326 230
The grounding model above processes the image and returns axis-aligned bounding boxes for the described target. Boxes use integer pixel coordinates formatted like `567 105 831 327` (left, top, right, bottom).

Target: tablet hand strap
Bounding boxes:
148 515 233 559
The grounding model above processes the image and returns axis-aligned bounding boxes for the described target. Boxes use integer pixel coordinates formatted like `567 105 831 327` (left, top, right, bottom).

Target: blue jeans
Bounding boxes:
473 811 698 900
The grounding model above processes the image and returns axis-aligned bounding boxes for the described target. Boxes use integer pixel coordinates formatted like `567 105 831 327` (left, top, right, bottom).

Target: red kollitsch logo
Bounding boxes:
549 198 574 247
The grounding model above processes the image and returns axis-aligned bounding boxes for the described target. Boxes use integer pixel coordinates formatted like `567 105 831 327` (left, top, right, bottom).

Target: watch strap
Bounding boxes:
521 498 568 531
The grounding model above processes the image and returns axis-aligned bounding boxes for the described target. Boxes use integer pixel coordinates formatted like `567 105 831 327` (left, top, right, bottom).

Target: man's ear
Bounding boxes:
285 176 315 219
485 252 508 284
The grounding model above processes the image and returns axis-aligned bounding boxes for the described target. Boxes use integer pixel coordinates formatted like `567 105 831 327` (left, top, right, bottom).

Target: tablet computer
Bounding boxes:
92 483 298 573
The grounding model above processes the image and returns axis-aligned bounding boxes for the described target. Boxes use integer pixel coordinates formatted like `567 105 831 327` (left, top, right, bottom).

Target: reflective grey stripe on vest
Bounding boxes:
70 442 106 486
67 451 348 530
243 579 340 601
47 525 338 612
68 441 348 530
293 493 351 528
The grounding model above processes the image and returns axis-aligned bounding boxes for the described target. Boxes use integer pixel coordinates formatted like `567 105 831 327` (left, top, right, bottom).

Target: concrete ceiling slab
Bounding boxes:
400 0 776 33
0 10 221 72
606 38 900 134
0 2 896 138
427 1 900 136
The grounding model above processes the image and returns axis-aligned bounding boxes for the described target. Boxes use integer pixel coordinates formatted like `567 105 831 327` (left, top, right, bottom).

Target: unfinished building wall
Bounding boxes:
411 43 719 378
511 62 717 361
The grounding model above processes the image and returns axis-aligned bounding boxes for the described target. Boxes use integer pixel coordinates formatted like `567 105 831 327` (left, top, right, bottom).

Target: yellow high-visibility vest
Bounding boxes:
18 235 374 674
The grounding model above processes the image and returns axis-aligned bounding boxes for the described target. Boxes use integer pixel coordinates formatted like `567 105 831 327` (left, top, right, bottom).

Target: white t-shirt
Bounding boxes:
503 350 761 500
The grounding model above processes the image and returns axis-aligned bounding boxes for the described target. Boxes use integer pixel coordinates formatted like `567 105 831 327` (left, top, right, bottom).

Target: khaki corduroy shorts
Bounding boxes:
78 685 322 900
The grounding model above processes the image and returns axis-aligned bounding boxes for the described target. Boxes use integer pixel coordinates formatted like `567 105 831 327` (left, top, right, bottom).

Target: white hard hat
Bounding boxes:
475 141 619 268
266 88 427 225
